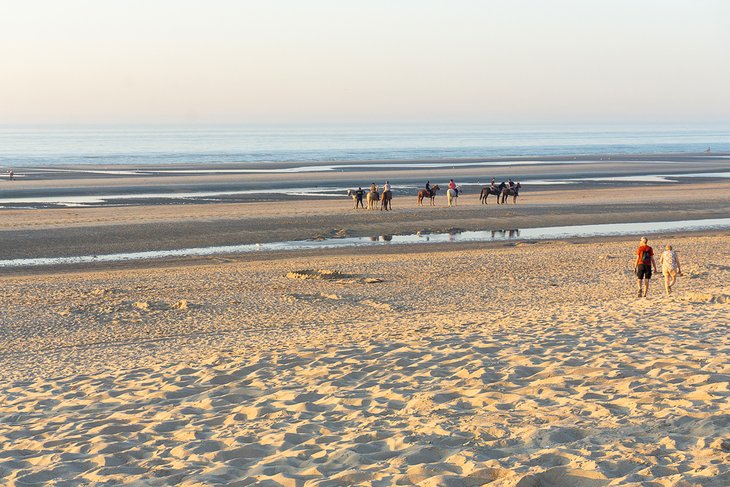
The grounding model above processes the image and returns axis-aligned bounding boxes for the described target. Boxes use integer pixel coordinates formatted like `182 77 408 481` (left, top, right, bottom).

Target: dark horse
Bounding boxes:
417 184 440 206
500 182 522 204
381 190 392 211
480 182 506 204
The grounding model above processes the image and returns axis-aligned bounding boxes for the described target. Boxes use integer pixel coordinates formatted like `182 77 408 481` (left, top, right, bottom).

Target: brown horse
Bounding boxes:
381 190 392 211
500 182 521 204
480 182 505 204
417 185 440 206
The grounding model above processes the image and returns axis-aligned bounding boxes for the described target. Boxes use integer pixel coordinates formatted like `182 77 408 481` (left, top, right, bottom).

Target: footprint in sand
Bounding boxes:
682 292 729 304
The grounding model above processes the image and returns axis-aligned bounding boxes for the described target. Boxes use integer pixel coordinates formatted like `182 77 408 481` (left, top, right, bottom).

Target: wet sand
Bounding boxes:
0 179 729 263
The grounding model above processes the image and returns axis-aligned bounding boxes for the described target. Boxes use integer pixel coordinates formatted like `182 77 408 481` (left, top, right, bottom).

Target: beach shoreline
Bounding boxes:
1 154 729 485
1 176 729 266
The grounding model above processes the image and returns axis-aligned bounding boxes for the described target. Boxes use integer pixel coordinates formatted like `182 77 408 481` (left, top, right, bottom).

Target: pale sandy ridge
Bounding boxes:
0 235 728 485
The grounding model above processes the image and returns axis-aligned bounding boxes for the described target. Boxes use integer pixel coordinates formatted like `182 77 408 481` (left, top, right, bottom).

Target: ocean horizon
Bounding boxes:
1 123 730 167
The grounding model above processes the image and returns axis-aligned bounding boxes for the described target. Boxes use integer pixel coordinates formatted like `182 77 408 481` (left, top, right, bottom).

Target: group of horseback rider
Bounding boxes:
352 181 392 209
423 177 516 198
351 177 518 208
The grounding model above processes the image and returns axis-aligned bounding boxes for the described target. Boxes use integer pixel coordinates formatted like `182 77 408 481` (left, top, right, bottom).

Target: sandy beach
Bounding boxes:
0 157 729 485
4 0 730 482
1 186 729 485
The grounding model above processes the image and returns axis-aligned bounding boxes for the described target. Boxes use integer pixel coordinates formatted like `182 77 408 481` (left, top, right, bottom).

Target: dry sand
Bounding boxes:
1 232 728 485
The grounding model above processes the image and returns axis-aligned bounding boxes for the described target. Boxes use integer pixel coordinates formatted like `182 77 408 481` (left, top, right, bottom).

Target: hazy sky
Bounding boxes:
1 0 729 124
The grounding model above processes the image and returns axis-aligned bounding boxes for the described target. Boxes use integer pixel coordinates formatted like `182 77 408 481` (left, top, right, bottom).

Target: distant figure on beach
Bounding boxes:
355 187 364 209
634 236 658 298
706 147 711 153
8 170 14 180
659 244 682 295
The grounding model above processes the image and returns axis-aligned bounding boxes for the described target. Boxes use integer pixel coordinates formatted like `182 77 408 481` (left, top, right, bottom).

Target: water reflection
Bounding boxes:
491 229 520 238
1 218 729 268
368 235 395 242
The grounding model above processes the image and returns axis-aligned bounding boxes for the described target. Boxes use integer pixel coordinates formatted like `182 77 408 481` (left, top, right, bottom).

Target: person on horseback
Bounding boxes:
448 179 458 197
370 182 378 193
383 181 391 193
425 181 432 197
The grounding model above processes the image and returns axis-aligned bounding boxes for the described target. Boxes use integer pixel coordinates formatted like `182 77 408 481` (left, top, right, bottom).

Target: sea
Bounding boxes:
1 124 729 167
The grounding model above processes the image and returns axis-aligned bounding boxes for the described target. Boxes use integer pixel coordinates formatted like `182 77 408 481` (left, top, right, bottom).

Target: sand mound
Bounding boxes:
285 269 350 280
682 292 730 304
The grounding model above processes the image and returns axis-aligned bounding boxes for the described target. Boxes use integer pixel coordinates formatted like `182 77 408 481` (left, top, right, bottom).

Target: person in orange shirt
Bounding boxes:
634 236 658 298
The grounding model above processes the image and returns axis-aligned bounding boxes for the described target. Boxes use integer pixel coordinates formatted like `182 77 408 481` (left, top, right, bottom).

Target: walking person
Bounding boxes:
659 244 682 295
355 187 364 209
634 236 658 298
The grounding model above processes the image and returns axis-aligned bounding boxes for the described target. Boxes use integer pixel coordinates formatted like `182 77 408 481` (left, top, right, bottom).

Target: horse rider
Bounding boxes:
448 179 458 197
425 180 432 197
490 177 496 190
355 187 365 208
370 182 378 194
508 179 515 190
382 181 391 195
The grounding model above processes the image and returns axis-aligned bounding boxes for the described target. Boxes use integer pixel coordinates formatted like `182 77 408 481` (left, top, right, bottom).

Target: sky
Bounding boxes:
1 0 729 125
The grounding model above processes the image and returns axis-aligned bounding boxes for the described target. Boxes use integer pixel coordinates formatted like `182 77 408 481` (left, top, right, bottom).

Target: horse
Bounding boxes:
381 190 392 211
366 190 380 210
480 182 505 204
417 185 440 206
446 187 462 207
347 189 366 209
500 182 522 204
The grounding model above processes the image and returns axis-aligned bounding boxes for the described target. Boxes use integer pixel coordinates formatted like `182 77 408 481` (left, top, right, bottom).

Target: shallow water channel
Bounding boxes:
1 218 729 269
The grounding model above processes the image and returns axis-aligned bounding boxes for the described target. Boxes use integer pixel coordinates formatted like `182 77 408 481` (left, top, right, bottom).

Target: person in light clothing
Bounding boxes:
659 244 682 295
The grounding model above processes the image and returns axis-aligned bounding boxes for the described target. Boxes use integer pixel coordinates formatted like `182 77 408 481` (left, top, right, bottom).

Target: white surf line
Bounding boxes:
13 157 719 176
0 187 349 206
559 172 730 183
674 172 730 178
139 159 687 174
27 168 151 176
563 175 676 183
